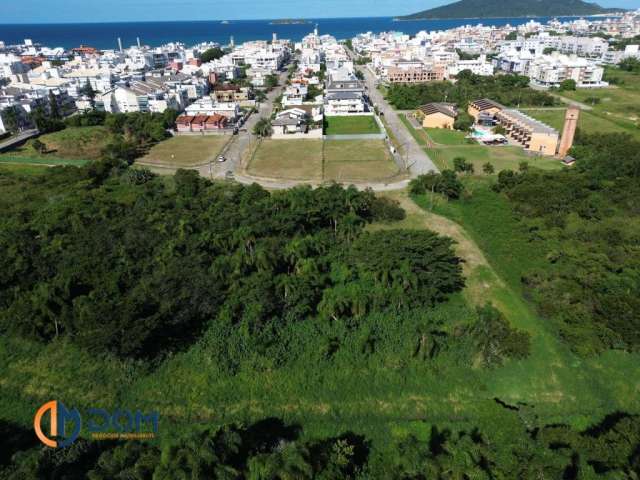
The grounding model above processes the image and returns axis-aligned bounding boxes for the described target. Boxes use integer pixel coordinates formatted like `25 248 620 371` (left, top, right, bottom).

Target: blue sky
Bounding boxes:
3 0 639 23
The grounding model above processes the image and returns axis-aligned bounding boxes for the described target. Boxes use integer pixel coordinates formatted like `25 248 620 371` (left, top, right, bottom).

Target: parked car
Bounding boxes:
217 155 226 163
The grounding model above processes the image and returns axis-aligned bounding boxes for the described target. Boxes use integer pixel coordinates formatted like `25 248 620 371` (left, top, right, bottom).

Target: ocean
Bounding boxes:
0 16 601 50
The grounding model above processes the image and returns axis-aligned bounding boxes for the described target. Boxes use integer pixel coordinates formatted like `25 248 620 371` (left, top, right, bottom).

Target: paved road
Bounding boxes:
358 66 440 175
0 129 39 152
199 69 290 180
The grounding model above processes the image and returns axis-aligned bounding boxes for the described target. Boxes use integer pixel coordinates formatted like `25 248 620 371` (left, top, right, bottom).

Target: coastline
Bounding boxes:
393 13 625 21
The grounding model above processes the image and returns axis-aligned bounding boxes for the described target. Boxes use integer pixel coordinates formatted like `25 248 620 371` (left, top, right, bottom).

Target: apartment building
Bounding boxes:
557 36 609 58
387 65 445 83
526 53 606 88
494 108 559 155
468 98 559 155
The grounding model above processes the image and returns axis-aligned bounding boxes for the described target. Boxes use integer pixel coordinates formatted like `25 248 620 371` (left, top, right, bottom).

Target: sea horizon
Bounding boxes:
0 16 615 50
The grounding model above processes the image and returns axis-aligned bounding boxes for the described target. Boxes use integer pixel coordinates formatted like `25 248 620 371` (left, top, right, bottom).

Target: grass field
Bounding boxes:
603 67 640 91
523 107 640 139
323 140 401 182
425 128 469 145
428 144 562 173
560 86 640 120
248 139 323 180
139 135 230 167
324 115 380 135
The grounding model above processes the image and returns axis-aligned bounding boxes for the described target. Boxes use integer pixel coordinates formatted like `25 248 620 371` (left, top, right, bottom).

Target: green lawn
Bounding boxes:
554 79 640 139
424 128 469 145
139 135 230 167
324 115 380 135
428 145 562 174
603 67 640 91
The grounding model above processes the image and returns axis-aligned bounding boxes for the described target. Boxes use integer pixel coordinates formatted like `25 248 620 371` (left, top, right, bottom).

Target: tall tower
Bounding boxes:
117 37 123 52
137 37 141 48
272 32 277 43
558 106 580 158
230 36 235 48
314 24 319 36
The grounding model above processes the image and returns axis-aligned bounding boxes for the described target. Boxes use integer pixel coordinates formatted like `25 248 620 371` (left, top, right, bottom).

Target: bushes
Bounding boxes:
465 304 531 367
385 72 555 110
492 133 640 353
409 170 464 199
3 414 639 479
369 196 406 223
453 111 473 131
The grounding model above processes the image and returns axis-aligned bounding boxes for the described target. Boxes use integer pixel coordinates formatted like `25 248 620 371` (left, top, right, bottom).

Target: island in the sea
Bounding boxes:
269 19 312 25
396 0 626 20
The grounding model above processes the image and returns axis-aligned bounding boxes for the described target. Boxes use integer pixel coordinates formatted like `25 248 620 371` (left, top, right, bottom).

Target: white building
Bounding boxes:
526 53 606 88
184 98 240 119
448 55 494 77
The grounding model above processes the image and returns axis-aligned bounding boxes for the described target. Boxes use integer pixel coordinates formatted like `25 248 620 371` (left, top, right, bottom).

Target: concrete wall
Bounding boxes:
272 129 323 140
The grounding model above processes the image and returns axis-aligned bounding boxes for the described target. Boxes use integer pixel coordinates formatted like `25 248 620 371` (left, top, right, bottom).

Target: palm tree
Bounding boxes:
253 118 272 137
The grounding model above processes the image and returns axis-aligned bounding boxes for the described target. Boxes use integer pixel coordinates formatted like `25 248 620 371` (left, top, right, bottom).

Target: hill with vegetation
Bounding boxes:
397 0 625 20
0 99 639 477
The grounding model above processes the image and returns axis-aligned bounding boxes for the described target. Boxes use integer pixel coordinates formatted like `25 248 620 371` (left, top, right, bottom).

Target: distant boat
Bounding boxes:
221 20 230 24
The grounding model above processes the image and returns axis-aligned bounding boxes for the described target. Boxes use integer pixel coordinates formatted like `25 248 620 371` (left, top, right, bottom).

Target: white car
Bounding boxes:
217 156 226 163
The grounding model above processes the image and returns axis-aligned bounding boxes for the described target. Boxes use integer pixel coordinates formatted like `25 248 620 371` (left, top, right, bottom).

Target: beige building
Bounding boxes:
387 66 445 84
469 98 559 155
494 109 559 155
468 98 503 121
416 103 458 129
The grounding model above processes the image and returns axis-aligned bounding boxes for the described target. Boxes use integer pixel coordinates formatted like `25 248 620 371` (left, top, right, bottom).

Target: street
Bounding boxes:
0 129 39 153
358 65 440 175
199 69 289 180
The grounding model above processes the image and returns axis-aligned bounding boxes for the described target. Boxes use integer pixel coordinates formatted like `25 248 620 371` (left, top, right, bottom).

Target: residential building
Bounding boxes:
416 103 458 129
387 65 445 83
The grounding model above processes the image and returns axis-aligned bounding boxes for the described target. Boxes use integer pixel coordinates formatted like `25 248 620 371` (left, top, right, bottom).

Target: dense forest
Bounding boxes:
0 164 477 360
493 132 640 354
2 411 639 478
385 72 557 110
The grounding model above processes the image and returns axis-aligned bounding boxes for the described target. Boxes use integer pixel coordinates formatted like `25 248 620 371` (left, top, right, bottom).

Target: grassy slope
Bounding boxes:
411 181 640 424
0 127 110 165
428 145 561 173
